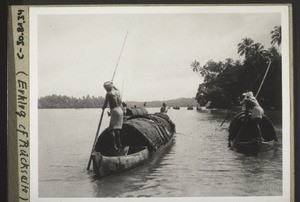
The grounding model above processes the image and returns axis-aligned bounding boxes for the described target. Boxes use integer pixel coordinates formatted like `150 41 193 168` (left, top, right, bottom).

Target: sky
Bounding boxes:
37 9 281 102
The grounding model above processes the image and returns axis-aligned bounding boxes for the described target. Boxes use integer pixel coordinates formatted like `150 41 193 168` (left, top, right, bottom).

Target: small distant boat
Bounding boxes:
92 110 176 178
228 111 277 156
187 106 194 110
173 106 180 110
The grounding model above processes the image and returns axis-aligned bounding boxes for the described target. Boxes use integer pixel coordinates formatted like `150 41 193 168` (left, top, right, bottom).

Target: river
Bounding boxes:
38 108 282 197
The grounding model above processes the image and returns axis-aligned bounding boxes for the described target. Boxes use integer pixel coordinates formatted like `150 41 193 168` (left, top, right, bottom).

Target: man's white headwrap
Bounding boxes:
242 91 259 106
103 81 113 89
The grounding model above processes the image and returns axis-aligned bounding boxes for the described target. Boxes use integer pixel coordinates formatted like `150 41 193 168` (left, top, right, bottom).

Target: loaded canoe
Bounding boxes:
228 111 277 156
92 112 176 178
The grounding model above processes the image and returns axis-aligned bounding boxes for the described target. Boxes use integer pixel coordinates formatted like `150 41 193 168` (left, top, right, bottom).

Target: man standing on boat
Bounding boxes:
241 91 264 140
103 81 124 150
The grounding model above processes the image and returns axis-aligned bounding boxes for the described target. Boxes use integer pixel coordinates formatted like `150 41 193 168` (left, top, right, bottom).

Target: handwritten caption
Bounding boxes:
15 8 29 201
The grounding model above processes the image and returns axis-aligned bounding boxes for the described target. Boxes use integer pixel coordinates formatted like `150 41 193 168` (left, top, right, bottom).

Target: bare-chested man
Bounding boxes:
102 81 124 150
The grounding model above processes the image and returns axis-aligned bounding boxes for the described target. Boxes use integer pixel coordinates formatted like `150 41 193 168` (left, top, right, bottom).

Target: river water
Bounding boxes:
38 108 282 197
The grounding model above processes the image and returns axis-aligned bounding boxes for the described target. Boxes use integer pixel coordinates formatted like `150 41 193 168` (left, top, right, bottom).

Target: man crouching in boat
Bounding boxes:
241 91 264 141
103 81 124 150
160 102 168 113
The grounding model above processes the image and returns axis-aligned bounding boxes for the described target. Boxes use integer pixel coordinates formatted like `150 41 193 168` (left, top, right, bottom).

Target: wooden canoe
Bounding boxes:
187 106 194 110
228 111 277 156
230 138 276 156
92 112 176 178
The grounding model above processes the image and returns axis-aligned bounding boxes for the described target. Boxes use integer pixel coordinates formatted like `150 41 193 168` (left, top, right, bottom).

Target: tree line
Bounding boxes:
38 94 106 109
191 26 282 109
38 95 198 109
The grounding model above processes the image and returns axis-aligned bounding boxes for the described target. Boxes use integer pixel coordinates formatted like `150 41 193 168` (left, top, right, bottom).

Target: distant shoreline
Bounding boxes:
38 95 199 109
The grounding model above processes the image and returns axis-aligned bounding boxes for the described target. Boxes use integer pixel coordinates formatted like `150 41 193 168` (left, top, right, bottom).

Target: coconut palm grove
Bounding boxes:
192 25 282 109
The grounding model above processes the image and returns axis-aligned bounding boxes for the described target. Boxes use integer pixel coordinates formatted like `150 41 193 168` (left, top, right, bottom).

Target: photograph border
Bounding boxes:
5 1 298 202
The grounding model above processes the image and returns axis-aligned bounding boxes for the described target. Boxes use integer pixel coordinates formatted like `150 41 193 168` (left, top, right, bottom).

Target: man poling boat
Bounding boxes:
240 91 264 140
92 111 176 178
87 31 129 170
228 107 277 156
91 83 176 178
227 60 278 156
87 31 176 177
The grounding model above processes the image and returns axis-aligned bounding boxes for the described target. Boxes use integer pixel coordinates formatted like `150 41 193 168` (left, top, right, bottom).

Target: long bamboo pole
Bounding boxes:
111 31 129 82
86 107 106 170
255 60 272 98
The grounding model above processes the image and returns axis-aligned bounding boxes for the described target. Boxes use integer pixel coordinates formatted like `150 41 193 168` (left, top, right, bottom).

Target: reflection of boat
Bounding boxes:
92 111 176 178
228 111 277 156
173 106 180 110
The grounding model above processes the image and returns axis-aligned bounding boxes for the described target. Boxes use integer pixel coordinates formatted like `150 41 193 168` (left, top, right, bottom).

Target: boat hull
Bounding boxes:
92 112 176 178
230 138 276 156
228 111 277 156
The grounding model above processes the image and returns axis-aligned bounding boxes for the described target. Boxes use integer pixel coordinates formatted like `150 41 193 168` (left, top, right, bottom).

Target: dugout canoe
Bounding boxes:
173 106 180 110
187 106 194 110
91 112 176 178
228 111 277 156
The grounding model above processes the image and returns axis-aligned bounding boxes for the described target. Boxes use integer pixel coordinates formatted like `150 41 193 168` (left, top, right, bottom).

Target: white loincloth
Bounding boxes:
109 107 123 130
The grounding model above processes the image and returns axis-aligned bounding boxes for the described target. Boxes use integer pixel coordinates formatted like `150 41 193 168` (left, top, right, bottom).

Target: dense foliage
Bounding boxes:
192 26 282 109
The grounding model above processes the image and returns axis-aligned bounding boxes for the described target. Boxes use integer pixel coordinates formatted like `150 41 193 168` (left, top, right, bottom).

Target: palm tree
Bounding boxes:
249 43 268 63
271 26 281 47
247 42 269 73
267 46 280 59
238 38 254 60
224 58 234 68
190 60 200 73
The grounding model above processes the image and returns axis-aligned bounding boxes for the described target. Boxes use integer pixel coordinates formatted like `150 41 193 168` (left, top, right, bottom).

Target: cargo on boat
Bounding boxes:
125 106 148 116
92 110 176 178
228 111 277 156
